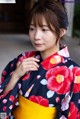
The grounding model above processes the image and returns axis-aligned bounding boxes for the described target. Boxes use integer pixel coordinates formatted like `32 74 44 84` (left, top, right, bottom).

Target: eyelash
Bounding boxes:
42 29 48 32
29 27 35 31
29 27 49 32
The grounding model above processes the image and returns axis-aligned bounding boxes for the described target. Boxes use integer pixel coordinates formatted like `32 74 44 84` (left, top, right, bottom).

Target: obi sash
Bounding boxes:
13 95 57 119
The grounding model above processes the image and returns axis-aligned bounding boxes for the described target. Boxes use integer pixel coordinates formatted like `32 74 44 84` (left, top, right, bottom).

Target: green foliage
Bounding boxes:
73 4 80 37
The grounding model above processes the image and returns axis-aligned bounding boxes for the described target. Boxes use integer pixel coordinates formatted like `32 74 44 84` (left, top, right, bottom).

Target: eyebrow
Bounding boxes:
30 24 48 27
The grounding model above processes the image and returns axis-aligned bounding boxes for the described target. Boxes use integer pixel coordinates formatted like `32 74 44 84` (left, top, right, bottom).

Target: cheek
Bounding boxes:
46 34 57 43
29 32 33 40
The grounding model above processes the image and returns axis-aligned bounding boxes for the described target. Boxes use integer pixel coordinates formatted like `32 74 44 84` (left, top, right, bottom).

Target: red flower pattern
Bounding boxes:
77 111 80 119
18 51 36 62
72 67 80 93
68 102 78 119
0 47 80 119
22 72 30 81
41 53 64 70
9 95 15 102
2 71 7 76
4 116 9 119
1 76 4 84
3 106 7 111
46 66 73 94
18 51 36 80
29 95 49 107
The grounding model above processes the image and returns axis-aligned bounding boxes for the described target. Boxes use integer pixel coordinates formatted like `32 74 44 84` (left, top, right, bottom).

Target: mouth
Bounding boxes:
34 43 43 47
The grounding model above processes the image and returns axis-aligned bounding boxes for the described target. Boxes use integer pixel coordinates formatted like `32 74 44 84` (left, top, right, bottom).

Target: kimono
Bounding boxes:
0 45 80 119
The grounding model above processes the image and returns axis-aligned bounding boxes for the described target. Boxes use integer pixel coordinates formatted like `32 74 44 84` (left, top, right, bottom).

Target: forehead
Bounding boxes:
30 13 48 26
29 12 55 32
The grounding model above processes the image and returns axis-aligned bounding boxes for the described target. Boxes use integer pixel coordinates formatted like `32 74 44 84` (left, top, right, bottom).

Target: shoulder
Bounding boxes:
68 58 80 67
62 57 80 68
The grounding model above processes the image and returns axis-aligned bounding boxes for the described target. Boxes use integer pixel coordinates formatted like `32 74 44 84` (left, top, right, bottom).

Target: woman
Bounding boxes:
0 0 80 119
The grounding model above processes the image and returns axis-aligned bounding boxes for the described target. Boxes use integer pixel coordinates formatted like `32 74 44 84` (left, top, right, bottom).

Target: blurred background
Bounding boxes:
0 0 80 76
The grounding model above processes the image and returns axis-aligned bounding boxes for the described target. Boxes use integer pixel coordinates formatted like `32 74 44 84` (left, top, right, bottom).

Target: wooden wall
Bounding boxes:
0 0 35 33
0 0 64 33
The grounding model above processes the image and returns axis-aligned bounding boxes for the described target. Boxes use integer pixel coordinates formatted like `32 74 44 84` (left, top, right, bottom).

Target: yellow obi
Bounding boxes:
13 95 57 119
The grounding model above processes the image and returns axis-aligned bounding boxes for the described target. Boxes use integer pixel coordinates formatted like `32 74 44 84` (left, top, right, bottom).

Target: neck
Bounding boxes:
40 44 59 60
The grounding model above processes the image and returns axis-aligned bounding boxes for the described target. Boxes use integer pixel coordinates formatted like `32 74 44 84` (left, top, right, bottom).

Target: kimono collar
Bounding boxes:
22 45 70 70
35 45 70 70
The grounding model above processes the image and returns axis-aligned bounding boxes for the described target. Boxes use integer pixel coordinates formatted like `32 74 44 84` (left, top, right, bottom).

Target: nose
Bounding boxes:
34 30 41 40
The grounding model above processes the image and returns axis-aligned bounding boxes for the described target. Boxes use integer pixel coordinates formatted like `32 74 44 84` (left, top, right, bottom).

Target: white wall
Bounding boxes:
65 1 75 37
0 0 15 3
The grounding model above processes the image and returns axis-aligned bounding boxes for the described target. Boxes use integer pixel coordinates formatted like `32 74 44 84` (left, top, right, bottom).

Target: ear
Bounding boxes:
60 28 67 37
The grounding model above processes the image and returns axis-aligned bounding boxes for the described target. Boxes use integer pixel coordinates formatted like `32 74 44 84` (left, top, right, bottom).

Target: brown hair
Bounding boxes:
28 0 68 41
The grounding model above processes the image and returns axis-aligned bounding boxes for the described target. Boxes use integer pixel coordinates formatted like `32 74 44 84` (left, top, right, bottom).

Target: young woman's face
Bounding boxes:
29 17 59 54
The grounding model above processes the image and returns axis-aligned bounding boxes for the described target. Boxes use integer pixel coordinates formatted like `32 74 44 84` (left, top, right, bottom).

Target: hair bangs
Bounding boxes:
31 12 45 27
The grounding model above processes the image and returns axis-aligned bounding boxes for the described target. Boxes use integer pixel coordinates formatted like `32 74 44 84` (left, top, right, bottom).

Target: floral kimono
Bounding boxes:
0 45 80 119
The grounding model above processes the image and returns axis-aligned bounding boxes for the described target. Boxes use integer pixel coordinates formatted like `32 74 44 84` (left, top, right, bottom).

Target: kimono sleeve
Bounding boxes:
56 67 80 119
0 54 22 117
0 50 36 97
0 53 22 95
67 67 80 119
0 51 36 118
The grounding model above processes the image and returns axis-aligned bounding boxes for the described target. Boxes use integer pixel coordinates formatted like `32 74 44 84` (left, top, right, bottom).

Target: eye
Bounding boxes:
42 28 49 32
42 28 48 31
29 27 35 31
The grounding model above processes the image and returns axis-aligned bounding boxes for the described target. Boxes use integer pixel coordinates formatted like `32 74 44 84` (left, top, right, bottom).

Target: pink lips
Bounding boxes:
34 43 43 47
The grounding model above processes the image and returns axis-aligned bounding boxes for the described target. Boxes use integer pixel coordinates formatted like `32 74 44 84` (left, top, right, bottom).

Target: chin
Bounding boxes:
35 47 45 52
